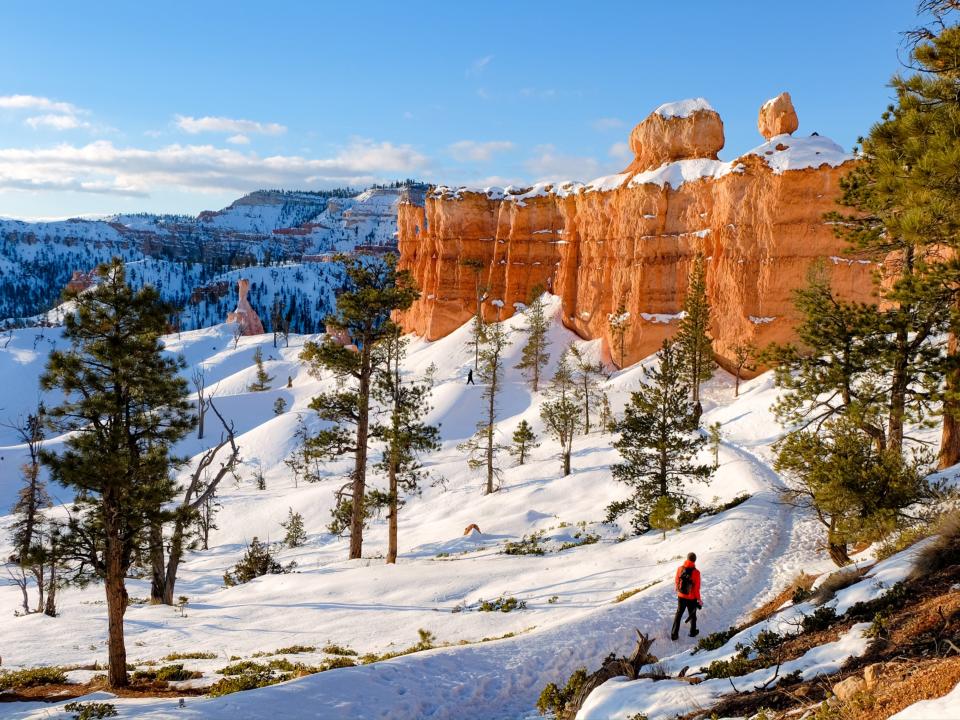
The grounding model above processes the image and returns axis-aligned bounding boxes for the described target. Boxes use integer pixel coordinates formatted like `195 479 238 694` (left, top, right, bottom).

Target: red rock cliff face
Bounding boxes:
396 95 877 369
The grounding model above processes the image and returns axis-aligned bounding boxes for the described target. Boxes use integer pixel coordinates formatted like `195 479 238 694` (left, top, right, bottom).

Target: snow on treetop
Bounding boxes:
653 97 715 119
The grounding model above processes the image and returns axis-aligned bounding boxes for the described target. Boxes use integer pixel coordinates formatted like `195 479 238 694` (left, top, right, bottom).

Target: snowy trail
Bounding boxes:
110 453 797 720
1 310 833 720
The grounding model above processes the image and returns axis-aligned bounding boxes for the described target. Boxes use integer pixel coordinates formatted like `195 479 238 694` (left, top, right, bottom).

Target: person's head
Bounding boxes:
687 552 697 563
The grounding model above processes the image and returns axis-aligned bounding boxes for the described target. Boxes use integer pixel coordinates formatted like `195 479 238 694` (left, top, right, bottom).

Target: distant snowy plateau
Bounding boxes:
0 185 425 332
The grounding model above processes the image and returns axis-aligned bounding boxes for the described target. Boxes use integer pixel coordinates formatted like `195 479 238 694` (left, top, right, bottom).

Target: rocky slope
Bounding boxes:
395 94 876 368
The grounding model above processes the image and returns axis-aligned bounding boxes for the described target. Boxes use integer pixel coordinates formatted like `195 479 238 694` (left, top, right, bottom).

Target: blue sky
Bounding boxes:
0 1 919 219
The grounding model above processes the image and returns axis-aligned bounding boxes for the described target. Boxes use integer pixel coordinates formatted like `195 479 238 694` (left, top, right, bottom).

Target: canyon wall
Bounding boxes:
396 93 877 369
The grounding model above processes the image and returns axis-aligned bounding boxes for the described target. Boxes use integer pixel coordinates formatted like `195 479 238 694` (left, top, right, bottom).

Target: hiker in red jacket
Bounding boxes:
670 552 702 640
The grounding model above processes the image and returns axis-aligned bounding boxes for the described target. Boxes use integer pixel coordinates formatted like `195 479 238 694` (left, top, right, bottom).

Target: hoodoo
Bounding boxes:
226 278 265 336
395 94 877 369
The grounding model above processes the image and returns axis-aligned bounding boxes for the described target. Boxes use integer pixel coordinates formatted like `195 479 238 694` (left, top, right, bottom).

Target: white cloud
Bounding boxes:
447 140 514 163
0 94 92 131
0 138 430 197
525 144 612 183
0 94 83 115
592 117 625 131
608 142 632 161
467 55 493 77
26 114 89 130
226 134 251 145
175 115 287 136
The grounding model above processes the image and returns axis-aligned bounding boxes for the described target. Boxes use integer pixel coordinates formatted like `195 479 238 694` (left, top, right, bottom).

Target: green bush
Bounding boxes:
64 702 118 720
802 605 839 633
133 663 201 683
479 596 527 612
504 531 546 556
0 666 68 688
692 626 739 654
163 651 217 661
223 537 295 587
321 644 357 656
274 644 316 655
536 666 587 716
704 649 762 679
208 669 286 697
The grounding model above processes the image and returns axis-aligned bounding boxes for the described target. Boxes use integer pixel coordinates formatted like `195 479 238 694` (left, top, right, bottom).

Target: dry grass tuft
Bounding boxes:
909 509 960 578
812 566 870 605
748 571 817 625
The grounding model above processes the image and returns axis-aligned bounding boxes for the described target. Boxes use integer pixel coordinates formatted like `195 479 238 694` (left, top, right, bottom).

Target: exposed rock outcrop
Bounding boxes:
226 279 264 336
758 91 799 140
396 94 877 371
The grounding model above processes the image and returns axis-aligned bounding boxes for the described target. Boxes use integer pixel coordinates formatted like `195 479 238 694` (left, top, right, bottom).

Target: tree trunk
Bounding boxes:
734 370 741 397
940 331 960 469
197 402 206 440
105 535 129 688
44 559 57 617
162 519 186 606
562 449 571 477
887 325 909 454
349 346 372 560
827 542 851 567
31 566 44 614
486 373 497 494
149 521 166 604
387 464 398 564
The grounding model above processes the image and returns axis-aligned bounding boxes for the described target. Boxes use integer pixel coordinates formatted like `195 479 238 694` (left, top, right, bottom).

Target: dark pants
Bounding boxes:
671 597 698 638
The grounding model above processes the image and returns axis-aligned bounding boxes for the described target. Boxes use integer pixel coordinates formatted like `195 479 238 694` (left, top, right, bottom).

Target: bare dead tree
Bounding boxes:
151 400 241 604
192 367 210 440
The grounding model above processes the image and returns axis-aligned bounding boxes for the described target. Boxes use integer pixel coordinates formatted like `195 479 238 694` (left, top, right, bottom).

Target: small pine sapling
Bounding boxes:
281 508 307 548
509 420 539 465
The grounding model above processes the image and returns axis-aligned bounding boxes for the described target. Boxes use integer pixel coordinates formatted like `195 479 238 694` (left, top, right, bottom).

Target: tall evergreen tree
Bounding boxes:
373 327 441 564
40 259 194 688
459 322 510 494
607 305 631 368
606 340 712 533
516 287 551 391
829 1 960 466
675 253 714 424
540 350 581 476
299 255 419 559
569 345 606 433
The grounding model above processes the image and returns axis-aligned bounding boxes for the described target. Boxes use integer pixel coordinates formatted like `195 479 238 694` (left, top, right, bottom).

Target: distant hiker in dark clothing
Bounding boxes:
671 552 702 640
466 369 475 385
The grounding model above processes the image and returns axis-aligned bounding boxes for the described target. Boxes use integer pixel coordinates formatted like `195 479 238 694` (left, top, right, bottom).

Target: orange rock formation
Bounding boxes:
226 278 264 336
396 94 877 370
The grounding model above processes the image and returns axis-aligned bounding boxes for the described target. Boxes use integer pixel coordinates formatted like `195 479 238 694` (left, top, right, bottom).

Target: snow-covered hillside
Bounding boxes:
0 298 954 720
0 185 422 327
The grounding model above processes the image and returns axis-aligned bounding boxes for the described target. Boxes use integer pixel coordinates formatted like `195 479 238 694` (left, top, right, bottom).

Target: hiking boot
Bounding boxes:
670 632 679 641
689 629 699 638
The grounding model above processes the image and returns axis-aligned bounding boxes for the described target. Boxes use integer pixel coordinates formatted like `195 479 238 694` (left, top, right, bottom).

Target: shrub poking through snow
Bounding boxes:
692 626 739 653
479 596 527 612
0 666 68 689
537 666 588 716
801 605 839 633
504 530 546 555
223 537 293 586
64 702 118 720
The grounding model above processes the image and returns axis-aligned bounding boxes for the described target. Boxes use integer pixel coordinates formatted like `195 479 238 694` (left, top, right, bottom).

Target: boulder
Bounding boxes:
226 279 264 336
758 92 799 140
626 98 725 172
832 675 867 702
863 663 882 689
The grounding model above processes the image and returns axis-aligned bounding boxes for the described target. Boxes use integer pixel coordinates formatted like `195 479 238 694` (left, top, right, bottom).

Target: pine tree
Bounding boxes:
459 321 510 494
606 340 713 533
569 345 607 433
299 255 419 558
462 258 486 370
708 422 722 469
828 3 960 465
540 350 581 476
516 288 551 391
648 495 680 540
248 346 274 392
281 508 307 548
731 341 755 398
775 416 937 566
373 327 441 564
40 259 194 688
675 253 714 424
607 305 631 368
273 397 287 415
509 420 539 465
223 537 288 586
768 263 939 452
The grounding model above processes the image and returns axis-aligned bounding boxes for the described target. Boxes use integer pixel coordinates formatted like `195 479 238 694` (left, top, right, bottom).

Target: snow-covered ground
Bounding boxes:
0 296 940 719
